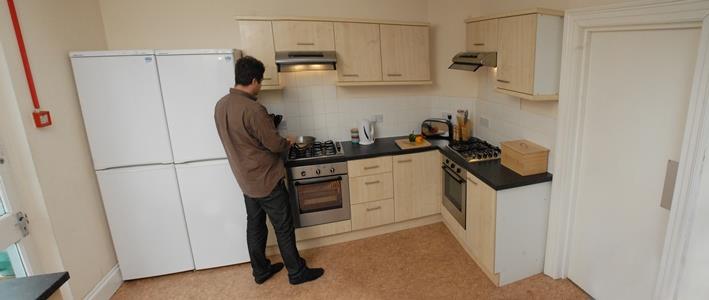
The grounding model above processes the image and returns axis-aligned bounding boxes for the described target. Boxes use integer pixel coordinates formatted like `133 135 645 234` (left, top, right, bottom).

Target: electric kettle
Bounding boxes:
359 119 376 145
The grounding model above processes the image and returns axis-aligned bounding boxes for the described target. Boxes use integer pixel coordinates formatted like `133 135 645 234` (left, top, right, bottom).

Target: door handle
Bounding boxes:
466 178 478 185
342 74 359 77
387 73 403 77
497 79 511 83
397 159 413 163
297 42 315 46
364 165 380 170
366 206 382 212
365 180 381 185
660 160 679 210
473 43 485 46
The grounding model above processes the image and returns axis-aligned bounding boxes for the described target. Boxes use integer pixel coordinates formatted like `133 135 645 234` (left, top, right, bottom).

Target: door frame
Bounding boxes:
544 1 709 299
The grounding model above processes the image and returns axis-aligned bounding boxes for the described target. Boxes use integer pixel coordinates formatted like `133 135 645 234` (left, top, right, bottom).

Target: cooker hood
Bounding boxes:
275 51 337 72
448 51 497 72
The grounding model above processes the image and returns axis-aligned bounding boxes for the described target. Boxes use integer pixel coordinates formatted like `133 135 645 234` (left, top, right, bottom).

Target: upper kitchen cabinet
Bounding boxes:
334 22 382 82
466 9 563 101
380 25 431 82
272 21 335 51
238 20 280 88
466 19 498 52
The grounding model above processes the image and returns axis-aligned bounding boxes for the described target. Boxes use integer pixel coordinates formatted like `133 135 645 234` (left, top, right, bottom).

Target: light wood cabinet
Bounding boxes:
380 25 431 81
494 13 563 100
348 156 392 177
393 151 441 222
465 174 497 281
349 172 393 205
238 21 279 86
272 21 335 51
334 22 382 82
466 19 498 52
351 198 395 230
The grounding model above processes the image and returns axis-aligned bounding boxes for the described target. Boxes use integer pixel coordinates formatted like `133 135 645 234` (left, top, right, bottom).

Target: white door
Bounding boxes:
156 50 234 163
175 159 249 270
96 164 194 279
70 51 174 169
567 28 699 299
0 146 28 280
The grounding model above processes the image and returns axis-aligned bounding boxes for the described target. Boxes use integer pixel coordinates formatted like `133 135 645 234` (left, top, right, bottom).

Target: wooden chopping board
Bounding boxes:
395 138 432 150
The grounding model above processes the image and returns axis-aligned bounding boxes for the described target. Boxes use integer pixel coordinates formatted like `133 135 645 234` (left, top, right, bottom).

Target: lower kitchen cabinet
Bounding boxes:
393 151 442 222
351 199 395 230
455 172 551 286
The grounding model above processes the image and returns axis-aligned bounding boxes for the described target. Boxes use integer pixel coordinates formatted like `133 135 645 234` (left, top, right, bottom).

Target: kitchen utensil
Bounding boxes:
359 119 376 145
294 136 316 148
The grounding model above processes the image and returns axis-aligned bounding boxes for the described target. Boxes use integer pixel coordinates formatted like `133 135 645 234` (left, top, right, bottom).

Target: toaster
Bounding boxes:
421 118 453 140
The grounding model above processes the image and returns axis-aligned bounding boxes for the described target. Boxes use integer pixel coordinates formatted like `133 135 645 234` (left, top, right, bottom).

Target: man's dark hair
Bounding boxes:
235 56 265 86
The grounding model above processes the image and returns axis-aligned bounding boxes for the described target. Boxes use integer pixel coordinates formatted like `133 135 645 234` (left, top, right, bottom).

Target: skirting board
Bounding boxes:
266 214 442 256
83 265 123 300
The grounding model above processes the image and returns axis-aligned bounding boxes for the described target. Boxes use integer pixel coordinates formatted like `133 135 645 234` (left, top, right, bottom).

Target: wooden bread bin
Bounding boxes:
500 140 549 176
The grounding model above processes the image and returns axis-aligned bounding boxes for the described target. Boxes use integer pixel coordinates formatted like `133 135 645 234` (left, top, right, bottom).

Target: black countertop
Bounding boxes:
0 272 69 300
285 136 553 191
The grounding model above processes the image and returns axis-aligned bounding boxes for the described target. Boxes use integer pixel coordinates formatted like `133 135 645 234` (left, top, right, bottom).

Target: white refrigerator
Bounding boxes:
70 50 194 280
71 49 249 278
156 49 250 270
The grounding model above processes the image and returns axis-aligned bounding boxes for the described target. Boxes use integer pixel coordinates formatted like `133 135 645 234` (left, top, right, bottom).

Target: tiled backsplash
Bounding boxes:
474 68 558 170
259 71 475 142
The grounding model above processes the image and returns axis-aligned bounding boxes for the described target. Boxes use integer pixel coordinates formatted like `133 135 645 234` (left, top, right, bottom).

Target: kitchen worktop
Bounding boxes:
0 272 69 300
285 136 553 190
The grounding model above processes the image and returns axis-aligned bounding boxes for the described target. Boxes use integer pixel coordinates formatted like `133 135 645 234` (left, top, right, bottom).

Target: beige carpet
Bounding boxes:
112 222 589 300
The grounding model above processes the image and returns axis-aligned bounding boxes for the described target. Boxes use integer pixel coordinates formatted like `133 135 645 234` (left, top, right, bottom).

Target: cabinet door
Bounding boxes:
334 22 382 82
380 25 430 81
466 19 498 52
465 174 497 275
496 14 536 94
239 21 279 86
393 151 441 222
272 21 335 51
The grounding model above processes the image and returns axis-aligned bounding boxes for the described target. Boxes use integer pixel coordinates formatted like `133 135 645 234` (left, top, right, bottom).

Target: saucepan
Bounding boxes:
294 136 316 148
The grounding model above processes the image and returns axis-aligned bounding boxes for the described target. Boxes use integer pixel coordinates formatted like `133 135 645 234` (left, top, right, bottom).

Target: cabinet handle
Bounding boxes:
366 206 382 212
263 77 272 81
387 73 403 77
467 178 478 185
342 74 359 77
497 79 511 84
365 180 381 185
473 43 485 46
397 159 413 163
364 165 380 170
297 42 315 46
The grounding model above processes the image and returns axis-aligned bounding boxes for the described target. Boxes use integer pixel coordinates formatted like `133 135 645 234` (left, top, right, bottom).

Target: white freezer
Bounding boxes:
96 164 194 279
156 50 235 163
70 52 174 170
175 159 249 269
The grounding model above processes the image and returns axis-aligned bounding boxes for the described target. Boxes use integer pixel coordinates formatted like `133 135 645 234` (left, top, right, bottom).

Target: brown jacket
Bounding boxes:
214 89 289 198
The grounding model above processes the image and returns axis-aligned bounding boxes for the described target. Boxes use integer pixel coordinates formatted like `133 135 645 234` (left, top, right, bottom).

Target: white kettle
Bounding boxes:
359 119 376 145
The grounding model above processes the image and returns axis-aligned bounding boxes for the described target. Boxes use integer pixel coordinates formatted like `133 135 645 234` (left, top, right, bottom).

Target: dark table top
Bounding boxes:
285 136 552 191
0 272 69 300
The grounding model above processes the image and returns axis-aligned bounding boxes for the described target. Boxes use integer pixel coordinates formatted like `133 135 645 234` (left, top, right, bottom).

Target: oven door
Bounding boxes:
290 174 350 228
442 165 466 228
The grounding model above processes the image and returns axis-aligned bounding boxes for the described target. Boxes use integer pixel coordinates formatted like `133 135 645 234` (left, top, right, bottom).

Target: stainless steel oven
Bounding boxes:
288 162 350 228
442 157 466 228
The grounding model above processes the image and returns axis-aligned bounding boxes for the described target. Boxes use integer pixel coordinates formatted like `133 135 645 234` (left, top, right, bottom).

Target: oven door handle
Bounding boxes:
442 166 465 184
293 175 343 186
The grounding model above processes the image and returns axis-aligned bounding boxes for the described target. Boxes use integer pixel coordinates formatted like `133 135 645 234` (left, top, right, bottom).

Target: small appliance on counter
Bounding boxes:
421 118 453 140
359 119 376 145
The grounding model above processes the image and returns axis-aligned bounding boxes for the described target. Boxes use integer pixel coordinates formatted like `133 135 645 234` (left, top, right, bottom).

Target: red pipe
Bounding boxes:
7 0 40 110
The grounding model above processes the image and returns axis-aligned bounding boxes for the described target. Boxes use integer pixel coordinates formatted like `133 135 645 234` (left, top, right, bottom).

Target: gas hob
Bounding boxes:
288 140 344 161
447 137 501 163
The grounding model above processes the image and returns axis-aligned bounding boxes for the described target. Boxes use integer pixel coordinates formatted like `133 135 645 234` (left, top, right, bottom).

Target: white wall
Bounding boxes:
0 0 116 298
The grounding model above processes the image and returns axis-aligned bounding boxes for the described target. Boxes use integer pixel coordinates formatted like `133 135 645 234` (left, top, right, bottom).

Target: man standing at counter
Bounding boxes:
214 56 324 285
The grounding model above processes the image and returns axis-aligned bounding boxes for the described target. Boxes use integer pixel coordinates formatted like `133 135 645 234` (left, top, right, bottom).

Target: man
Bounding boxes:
215 56 324 285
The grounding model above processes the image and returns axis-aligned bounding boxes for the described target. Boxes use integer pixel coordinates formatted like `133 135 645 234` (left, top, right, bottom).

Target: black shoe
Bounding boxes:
254 263 284 284
288 267 324 285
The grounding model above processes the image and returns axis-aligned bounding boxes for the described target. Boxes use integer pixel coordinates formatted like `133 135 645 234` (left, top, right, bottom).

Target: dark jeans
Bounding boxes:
243 180 305 279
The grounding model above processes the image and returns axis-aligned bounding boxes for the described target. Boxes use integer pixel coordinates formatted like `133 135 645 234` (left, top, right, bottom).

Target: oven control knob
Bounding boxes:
445 159 450 164
300 171 306 177
330 167 336 173
316 169 321 175
456 168 461 173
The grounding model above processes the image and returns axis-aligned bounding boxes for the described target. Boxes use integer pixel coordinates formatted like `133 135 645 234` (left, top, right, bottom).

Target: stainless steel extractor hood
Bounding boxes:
449 51 497 72
275 51 337 72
